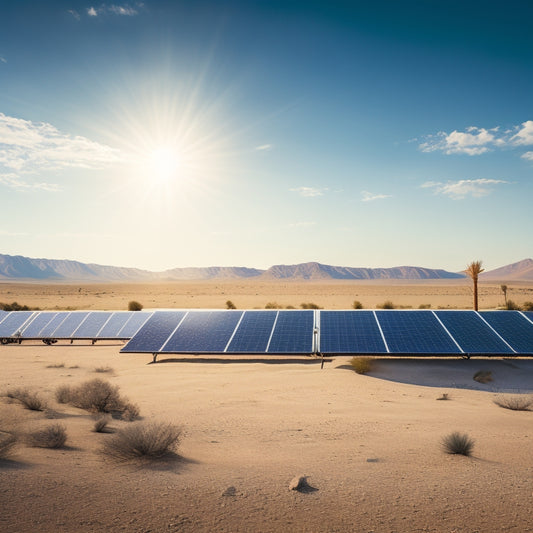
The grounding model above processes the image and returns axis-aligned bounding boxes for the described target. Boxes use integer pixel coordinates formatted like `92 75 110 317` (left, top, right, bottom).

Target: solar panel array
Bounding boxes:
120 309 533 357
0 310 153 342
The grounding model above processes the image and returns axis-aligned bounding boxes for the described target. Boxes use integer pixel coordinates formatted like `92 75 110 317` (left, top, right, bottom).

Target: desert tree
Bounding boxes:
500 284 508 306
465 260 484 311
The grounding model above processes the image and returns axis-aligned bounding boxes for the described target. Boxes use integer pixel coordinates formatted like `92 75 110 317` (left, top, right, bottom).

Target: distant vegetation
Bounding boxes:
265 302 282 309
505 300 521 310
300 302 322 309
128 300 143 311
418 303 431 309
377 301 396 309
0 301 40 311
352 300 363 309
493 394 533 411
225 300 236 309
524 302 533 311
350 357 374 374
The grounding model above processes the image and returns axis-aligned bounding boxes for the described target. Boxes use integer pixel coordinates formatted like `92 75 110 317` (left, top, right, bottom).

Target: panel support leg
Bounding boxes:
152 353 158 363
320 352 324 369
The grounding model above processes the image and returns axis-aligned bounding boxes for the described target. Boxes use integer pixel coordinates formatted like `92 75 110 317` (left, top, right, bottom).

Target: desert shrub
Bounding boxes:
102 421 181 461
92 415 111 433
6 388 47 411
378 301 395 309
350 357 374 374
473 370 493 384
265 302 282 309
128 300 143 311
285 305 295 309
505 300 522 311
225 300 236 309
418 303 431 309
441 432 474 456
352 300 363 309
93 366 114 374
522 301 533 311
437 393 450 401
27 423 67 449
493 394 533 411
300 302 322 309
57 379 140 420
0 301 40 311
0 430 17 459
46 363 65 368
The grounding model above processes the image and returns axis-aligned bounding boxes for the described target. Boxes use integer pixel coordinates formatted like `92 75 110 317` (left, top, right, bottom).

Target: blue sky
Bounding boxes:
1 1 532 272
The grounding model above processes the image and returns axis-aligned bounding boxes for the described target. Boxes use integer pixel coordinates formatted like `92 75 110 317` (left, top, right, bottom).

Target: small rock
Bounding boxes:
366 458 379 463
222 486 237 497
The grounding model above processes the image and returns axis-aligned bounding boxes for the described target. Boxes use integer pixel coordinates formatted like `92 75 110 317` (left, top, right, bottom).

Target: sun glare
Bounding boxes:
149 146 180 182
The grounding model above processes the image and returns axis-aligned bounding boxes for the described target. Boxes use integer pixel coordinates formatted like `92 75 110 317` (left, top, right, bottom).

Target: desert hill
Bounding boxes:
481 258 533 281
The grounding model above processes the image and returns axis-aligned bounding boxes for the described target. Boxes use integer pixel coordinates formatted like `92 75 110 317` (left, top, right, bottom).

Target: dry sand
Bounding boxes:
1 342 532 532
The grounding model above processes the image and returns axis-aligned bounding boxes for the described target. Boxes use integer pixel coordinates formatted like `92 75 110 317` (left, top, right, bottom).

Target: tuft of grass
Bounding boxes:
225 300 236 309
418 303 432 309
0 430 17 459
493 394 533 411
505 300 522 311
350 357 374 374
352 300 363 309
128 300 143 311
437 393 450 401
300 302 322 309
55 385 73 404
265 302 282 309
92 415 111 433
377 301 395 309
523 301 533 312
93 366 114 374
46 363 65 369
102 421 181 461
441 432 474 456
27 423 67 449
6 388 48 411
473 370 493 384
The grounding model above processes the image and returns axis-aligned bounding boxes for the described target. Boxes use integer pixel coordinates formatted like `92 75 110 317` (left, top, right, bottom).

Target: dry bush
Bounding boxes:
300 302 322 309
6 388 48 411
473 370 493 384
350 357 374 374
56 379 140 420
27 423 67 449
352 300 363 309
493 394 533 411
46 363 65 368
265 302 282 309
92 415 111 433
93 366 114 374
128 300 143 311
378 301 395 309
437 393 450 401
441 432 474 456
102 421 181 461
523 301 533 312
505 300 522 311
418 303 431 309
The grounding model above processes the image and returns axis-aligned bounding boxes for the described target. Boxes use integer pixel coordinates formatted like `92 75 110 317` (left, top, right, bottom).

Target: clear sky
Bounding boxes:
1 1 532 272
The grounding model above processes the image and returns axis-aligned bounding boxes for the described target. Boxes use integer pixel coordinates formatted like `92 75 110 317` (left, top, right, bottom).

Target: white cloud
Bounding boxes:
361 191 392 202
290 186 326 197
0 113 122 191
68 9 81 20
421 178 507 199
510 120 533 146
521 151 533 161
87 4 142 17
87 6 98 16
108 4 139 16
0 56 6 64
255 144 272 151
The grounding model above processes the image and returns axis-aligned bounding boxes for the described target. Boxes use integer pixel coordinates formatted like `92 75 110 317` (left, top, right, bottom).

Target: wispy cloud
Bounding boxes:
290 186 327 197
521 151 533 161
0 56 6 64
361 191 392 202
421 178 507 199
86 3 142 17
0 113 121 191
255 144 272 151
419 121 533 157
68 9 81 20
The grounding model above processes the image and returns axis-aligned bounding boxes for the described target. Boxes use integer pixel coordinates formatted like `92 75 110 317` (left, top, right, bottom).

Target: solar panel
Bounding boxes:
226 311 278 353
20 312 59 338
52 312 90 338
72 312 113 338
435 311 514 354
319 311 388 354
524 312 533 323
161 311 244 353
118 312 153 339
38 312 70 337
375 311 461 354
121 311 186 353
478 311 533 354
267 311 314 354
96 312 132 338
0 311 36 337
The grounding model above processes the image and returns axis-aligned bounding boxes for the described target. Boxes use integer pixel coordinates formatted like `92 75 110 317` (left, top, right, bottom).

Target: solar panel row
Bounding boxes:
120 309 533 356
0 310 153 341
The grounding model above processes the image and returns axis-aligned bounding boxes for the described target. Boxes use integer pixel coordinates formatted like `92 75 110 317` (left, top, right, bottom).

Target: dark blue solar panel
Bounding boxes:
524 312 533 323
376 311 461 354
267 311 314 354
320 311 388 354
72 312 113 338
121 311 186 352
478 311 533 354
161 311 244 353
0 311 36 337
39 313 70 337
97 312 132 338
20 312 59 338
118 312 153 338
435 311 513 354
226 311 277 353
52 312 90 338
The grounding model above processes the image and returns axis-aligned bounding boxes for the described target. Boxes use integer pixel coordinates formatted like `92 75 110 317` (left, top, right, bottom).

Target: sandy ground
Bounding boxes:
1 279 533 311
1 343 532 533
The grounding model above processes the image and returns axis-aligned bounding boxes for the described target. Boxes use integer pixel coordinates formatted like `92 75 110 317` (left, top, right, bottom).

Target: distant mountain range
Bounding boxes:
0 253 531 282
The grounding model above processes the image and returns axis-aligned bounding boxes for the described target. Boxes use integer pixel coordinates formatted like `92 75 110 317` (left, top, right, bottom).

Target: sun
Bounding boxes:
148 146 180 182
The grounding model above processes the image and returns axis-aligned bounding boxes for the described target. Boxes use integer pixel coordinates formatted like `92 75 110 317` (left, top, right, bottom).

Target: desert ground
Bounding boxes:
1 279 533 311
1 282 533 532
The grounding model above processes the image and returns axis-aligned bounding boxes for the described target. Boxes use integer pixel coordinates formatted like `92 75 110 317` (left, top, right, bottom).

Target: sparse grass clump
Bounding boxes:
378 301 395 309
55 379 140 420
265 302 282 309
225 300 236 309
102 421 181 461
418 303 431 309
27 423 67 449
0 431 17 459
437 393 450 401
473 370 493 384
46 363 65 368
505 300 522 311
93 366 114 374
300 302 322 309
350 357 374 374
441 432 474 456
92 415 111 433
128 300 143 311
493 394 533 411
352 300 363 309
523 301 533 311
6 388 48 411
